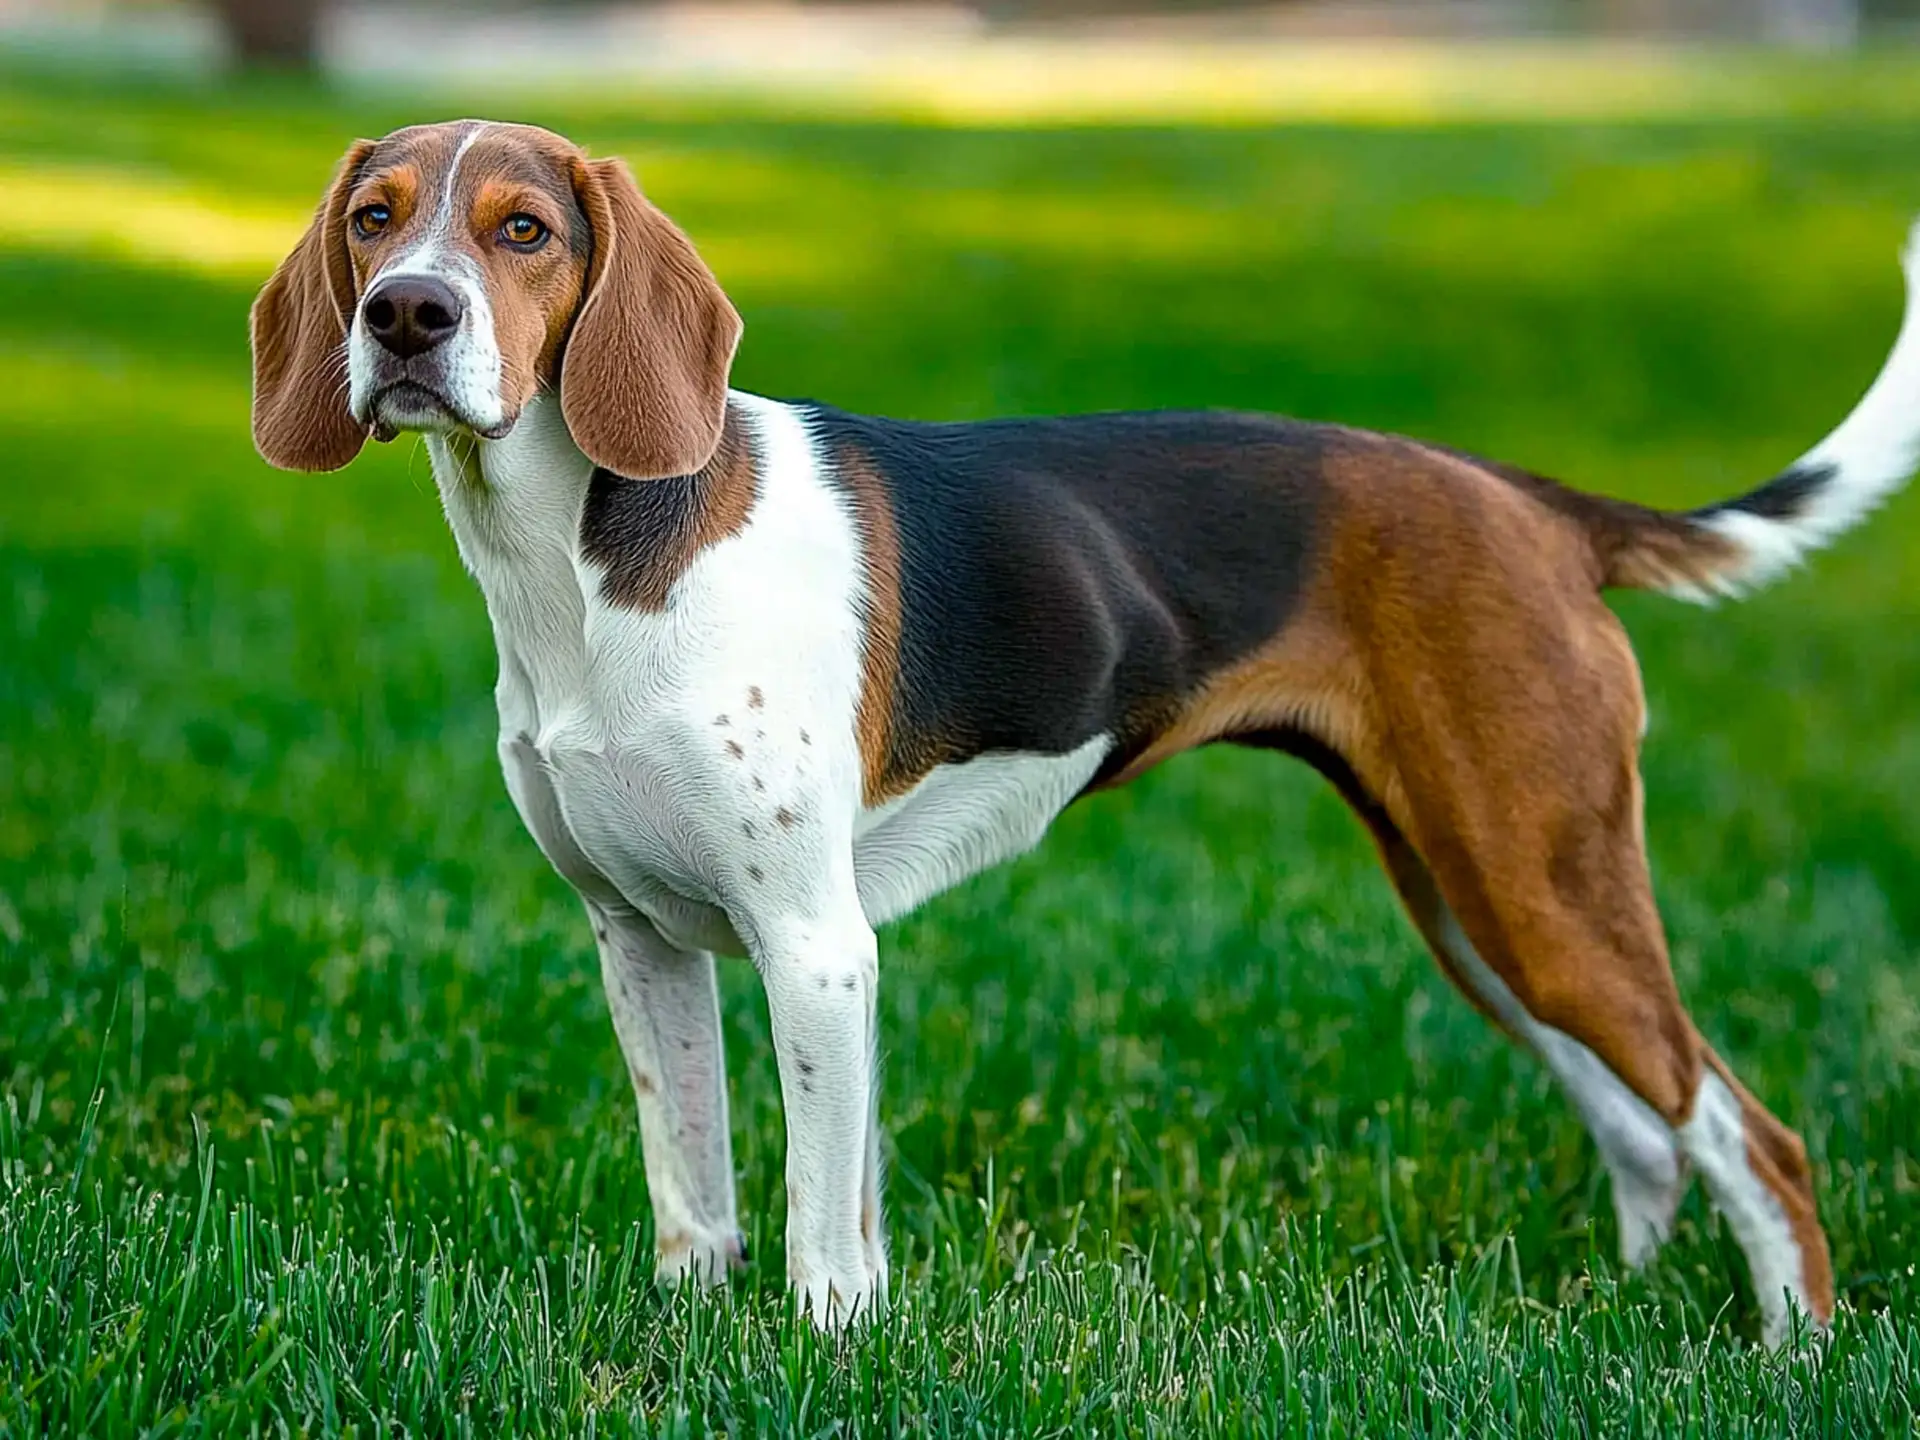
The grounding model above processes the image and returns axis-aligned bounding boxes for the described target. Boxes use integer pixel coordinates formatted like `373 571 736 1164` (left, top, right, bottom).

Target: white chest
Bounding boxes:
434 393 1109 958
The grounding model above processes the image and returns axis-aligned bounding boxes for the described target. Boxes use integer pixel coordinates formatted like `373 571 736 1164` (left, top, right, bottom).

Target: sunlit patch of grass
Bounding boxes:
836 40 1766 127
641 43 1920 128
0 159 308 274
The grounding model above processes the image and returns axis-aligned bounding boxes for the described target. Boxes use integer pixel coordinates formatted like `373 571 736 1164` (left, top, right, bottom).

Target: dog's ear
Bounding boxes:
250 139 376 472
562 155 742 480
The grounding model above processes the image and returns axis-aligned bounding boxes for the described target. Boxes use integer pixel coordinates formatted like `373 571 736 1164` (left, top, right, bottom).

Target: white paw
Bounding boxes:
790 1256 887 1332
655 1226 746 1289
1612 1167 1685 1270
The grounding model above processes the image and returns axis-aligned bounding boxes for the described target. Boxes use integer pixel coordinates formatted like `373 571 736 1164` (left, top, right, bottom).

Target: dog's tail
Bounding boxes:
1581 219 1920 603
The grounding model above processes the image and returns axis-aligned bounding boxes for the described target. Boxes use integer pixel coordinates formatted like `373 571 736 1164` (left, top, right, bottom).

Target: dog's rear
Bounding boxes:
1211 224 1920 1346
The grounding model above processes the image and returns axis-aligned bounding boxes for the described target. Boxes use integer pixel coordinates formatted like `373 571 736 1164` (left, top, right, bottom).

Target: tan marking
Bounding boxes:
340 121 474 286
341 161 421 291
346 126 573 419
835 444 907 803
454 130 593 410
472 176 568 235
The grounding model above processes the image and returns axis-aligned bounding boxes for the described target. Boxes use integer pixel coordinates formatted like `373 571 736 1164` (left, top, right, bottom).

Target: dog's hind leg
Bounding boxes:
1251 718 1692 1274
1366 822 1691 1272
1349 590 1832 1344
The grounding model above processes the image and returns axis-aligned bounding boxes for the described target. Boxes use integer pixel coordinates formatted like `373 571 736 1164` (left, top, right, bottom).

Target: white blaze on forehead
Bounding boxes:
430 122 489 243
391 121 490 267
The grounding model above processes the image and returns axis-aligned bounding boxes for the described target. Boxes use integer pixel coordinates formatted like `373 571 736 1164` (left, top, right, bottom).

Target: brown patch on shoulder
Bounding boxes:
581 401 761 610
833 441 908 803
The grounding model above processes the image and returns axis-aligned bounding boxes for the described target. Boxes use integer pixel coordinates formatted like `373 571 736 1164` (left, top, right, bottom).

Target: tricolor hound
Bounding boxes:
249 119 1920 1343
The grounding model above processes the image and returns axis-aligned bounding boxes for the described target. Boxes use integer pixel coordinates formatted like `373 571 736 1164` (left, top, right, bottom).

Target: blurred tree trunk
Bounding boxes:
209 0 326 71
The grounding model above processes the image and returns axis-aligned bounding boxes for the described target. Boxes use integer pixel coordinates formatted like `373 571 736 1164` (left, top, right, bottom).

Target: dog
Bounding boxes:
248 119 1919 1342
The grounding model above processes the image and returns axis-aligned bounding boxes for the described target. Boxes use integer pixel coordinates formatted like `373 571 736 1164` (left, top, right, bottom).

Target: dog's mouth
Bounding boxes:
366 379 513 444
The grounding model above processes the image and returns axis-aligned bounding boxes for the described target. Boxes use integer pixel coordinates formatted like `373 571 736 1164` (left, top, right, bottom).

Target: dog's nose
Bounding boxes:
362 276 464 358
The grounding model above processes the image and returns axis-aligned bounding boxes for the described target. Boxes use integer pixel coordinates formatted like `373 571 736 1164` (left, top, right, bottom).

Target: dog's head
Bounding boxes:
249 120 742 478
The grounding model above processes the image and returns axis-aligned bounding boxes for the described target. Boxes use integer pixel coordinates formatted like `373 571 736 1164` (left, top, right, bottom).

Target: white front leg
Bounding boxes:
755 903 887 1329
592 901 743 1286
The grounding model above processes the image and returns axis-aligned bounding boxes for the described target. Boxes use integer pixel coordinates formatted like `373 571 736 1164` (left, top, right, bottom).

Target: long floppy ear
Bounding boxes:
562 156 743 480
250 139 376 472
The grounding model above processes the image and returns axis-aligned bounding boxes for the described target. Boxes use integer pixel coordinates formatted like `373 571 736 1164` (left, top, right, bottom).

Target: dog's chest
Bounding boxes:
489 565 1110 952
439 394 1111 954
473 508 866 953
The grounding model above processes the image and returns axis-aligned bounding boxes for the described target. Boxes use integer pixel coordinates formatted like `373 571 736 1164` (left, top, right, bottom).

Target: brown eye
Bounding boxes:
352 204 390 238
500 214 549 250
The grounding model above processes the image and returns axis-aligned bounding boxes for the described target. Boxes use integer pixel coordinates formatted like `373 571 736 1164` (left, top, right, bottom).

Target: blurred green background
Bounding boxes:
2 38 1920 1435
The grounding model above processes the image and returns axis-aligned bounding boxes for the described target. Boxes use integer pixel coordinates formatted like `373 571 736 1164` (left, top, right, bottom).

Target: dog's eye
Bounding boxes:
499 214 550 250
352 204 391 239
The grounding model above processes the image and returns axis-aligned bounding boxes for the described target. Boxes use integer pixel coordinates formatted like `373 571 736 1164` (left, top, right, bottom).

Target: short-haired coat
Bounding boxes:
251 119 1920 1342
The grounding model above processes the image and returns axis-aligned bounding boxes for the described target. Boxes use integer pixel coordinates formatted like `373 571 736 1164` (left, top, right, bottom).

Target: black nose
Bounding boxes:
362 276 464 358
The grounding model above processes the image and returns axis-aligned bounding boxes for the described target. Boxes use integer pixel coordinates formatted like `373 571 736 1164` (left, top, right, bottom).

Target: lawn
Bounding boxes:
3 52 1920 1435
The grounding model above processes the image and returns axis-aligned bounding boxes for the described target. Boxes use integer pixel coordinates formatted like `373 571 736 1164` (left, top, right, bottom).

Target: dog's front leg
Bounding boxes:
591 900 744 1287
753 900 886 1331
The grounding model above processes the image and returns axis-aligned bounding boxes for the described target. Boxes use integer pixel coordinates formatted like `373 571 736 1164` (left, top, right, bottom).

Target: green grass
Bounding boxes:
4 56 1920 1435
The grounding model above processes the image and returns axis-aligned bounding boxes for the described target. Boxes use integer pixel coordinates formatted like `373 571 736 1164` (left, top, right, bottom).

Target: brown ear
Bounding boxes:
249 139 376 472
562 156 742 480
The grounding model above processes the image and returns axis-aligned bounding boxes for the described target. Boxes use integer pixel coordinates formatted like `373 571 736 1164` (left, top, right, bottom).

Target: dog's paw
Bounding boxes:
789 1254 887 1333
656 1226 747 1288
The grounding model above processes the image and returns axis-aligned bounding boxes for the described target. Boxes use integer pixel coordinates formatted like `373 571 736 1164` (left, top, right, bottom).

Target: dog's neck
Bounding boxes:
425 391 762 730
427 393 596 728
